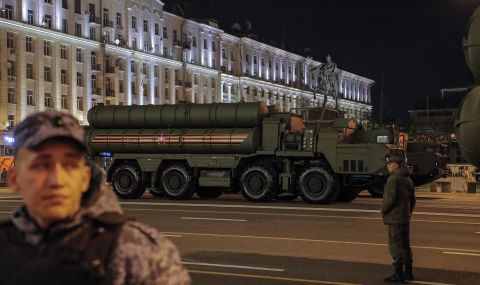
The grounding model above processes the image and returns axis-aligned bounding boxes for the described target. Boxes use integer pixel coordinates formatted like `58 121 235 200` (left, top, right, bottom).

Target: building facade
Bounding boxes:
0 0 373 135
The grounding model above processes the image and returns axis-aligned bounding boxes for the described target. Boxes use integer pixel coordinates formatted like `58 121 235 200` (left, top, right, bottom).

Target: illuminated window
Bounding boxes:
7 88 15 104
7 32 14 49
61 69 67 84
43 40 51 56
77 97 83 110
76 48 83 62
60 45 67 59
44 93 52 108
77 72 83 86
61 95 68 109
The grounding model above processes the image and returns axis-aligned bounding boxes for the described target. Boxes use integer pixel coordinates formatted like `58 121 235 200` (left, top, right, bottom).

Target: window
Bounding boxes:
222 49 226 59
132 38 137 50
163 27 167 39
116 13 122 26
61 69 67 84
131 60 135 73
77 72 83 86
212 41 216 52
74 0 81 14
26 64 34 79
143 20 148 32
131 16 137 30
45 0 52 4
142 62 147 74
7 61 15 76
8 88 15 104
44 66 51 82
119 80 124 93
62 19 68 33
253 56 257 65
44 93 52 108
261 58 265 66
173 30 177 41
154 65 158 77
89 27 95 40
203 39 207 49
103 9 109 27
154 23 159 35
61 95 68 109
60 45 67 59
27 90 34 106
7 32 14 49
91 51 97 65
77 97 83 110
44 15 52 29
7 115 15 130
91 75 97 88
27 10 34 25
43 41 51 56
4 4 13 20
76 48 83 62
62 0 68 9
246 54 250 63
75 23 82 37
192 36 197 48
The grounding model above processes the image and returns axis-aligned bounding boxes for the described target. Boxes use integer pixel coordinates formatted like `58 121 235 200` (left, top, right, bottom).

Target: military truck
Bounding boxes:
85 102 405 204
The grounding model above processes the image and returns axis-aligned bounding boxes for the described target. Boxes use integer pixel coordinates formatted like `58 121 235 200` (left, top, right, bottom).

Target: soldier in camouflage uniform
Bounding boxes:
0 111 191 285
381 156 416 283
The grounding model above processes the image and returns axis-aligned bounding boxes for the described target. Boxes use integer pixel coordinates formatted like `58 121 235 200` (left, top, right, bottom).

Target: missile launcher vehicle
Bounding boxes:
86 102 405 204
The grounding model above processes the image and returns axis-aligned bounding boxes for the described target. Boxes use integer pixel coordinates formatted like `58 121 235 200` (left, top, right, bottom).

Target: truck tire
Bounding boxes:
161 164 196 200
368 186 384 198
196 188 223 199
240 166 275 202
298 167 334 204
112 164 146 199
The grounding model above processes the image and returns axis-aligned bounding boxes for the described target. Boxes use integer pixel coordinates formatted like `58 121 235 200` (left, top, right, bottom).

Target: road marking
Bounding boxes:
0 211 11 214
164 231 480 254
119 201 480 218
181 217 246 222
188 269 360 285
123 207 480 225
410 281 456 285
443 251 480 257
184 261 283 272
163 234 183 238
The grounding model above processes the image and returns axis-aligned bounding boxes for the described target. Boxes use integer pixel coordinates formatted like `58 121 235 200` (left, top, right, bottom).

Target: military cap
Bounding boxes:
386 156 403 165
13 111 86 153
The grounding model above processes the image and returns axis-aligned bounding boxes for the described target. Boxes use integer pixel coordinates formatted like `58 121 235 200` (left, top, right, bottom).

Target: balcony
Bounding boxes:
106 89 115 97
103 20 114 28
89 16 101 25
91 64 101 71
173 40 191 49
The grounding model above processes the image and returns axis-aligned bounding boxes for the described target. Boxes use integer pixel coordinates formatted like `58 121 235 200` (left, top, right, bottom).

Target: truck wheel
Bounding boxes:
298 167 334 204
161 164 195 200
240 166 275 202
196 188 223 199
112 164 146 199
368 186 384 198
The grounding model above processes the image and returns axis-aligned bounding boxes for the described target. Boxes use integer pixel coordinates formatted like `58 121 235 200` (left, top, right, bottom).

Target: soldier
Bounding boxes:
0 111 191 285
381 156 416 283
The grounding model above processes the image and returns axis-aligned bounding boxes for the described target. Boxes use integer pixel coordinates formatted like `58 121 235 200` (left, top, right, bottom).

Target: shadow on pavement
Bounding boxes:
184 251 479 285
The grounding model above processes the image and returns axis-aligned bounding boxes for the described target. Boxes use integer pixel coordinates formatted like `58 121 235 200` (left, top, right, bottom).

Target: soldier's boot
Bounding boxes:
384 263 404 283
404 262 414 281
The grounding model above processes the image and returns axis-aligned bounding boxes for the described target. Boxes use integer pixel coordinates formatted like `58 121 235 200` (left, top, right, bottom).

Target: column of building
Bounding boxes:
168 67 175 104
15 32 26 121
53 42 62 110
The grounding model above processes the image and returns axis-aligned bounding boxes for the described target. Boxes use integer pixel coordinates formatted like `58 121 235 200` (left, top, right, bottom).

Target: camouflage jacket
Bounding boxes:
381 166 416 225
5 163 191 285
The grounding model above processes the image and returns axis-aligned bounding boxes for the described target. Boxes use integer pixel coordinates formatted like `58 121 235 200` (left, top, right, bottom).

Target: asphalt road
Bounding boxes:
1 188 479 285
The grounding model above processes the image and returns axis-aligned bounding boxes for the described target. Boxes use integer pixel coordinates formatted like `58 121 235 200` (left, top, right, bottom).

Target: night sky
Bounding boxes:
164 0 480 124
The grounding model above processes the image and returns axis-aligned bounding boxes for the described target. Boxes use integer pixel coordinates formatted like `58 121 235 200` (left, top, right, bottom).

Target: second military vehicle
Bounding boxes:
86 101 405 204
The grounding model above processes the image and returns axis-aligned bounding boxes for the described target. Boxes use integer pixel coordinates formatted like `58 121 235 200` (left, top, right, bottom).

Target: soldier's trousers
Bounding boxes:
387 223 413 265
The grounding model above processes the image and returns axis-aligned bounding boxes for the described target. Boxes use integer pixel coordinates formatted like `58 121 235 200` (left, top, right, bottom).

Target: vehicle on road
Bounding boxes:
86 102 405 204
